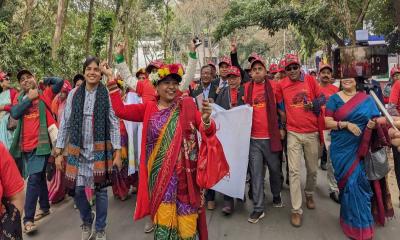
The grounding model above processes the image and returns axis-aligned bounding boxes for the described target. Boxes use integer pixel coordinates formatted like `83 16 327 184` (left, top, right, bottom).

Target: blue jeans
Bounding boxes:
24 170 50 224
74 186 108 231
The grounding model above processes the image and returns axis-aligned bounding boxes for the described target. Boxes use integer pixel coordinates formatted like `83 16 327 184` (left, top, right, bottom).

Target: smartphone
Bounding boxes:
193 37 202 47
195 94 204 111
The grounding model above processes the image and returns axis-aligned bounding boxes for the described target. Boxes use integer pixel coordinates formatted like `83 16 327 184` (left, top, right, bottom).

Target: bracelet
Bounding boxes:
337 121 340 130
201 117 211 127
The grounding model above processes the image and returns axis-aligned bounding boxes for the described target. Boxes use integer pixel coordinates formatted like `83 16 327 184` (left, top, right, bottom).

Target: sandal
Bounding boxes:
24 222 37 234
34 210 50 221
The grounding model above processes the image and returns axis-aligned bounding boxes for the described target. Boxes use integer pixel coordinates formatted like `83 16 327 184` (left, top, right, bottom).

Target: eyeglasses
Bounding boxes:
285 65 299 72
0 77 10 83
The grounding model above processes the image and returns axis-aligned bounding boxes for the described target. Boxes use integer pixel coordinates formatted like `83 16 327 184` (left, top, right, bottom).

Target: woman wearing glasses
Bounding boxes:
0 72 18 148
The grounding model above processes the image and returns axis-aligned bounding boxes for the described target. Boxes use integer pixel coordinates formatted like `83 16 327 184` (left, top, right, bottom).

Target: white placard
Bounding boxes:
210 104 253 199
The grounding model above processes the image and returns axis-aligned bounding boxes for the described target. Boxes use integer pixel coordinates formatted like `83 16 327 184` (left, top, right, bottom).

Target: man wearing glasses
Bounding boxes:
275 54 326 228
9 69 63 234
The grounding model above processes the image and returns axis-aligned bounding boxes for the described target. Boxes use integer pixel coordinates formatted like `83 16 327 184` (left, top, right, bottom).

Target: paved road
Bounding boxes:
25 158 400 240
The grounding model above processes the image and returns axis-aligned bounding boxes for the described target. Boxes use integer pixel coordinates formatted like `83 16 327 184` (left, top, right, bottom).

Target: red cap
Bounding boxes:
284 54 300 68
390 65 400 77
219 56 232 66
61 80 72 93
0 72 11 81
250 56 266 69
269 63 279 74
226 66 241 77
278 59 286 72
135 68 148 78
248 52 259 63
319 63 332 73
208 61 216 69
145 59 164 73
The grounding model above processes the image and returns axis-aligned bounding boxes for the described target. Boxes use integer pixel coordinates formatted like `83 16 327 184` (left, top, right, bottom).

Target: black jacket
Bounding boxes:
231 52 251 84
215 86 245 110
189 81 218 101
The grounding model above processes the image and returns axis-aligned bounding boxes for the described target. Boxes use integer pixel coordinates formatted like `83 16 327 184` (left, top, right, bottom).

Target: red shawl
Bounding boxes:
245 78 282 152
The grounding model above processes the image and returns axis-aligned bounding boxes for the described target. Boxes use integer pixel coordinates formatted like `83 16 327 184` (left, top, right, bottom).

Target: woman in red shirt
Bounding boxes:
0 142 25 237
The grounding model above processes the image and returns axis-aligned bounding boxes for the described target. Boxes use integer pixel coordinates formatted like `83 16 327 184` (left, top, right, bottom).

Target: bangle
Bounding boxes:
115 54 124 64
337 121 340 129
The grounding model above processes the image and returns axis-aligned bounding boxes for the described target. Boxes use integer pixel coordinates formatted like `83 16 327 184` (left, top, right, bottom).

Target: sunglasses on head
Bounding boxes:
285 65 299 72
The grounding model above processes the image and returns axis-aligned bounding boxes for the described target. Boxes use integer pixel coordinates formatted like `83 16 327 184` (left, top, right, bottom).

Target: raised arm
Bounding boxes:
230 38 250 83
180 41 200 91
114 43 139 91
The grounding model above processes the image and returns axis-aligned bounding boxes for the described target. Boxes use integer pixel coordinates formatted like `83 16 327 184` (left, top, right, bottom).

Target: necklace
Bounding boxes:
342 90 356 97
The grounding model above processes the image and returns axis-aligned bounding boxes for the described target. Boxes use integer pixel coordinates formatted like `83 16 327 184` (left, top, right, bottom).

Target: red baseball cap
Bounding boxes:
269 63 279 74
0 71 11 81
390 65 400 77
284 54 300 68
226 66 241 77
135 68 148 78
219 56 232 67
208 61 216 69
61 80 72 93
250 56 266 69
145 59 164 73
248 52 259 63
319 64 332 73
278 59 286 72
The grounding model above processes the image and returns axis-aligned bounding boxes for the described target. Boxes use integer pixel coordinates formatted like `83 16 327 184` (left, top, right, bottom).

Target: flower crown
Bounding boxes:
149 63 184 86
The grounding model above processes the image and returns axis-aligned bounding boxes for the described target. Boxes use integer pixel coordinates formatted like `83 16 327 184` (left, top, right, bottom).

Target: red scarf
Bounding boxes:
246 78 282 152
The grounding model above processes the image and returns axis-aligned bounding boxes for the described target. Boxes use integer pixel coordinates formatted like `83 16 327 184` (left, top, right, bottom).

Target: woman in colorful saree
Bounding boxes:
103 62 215 240
0 72 18 148
325 78 380 240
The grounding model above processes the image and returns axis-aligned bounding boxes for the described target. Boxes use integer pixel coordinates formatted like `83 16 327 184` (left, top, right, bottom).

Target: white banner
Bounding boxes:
210 104 253 199
124 92 143 175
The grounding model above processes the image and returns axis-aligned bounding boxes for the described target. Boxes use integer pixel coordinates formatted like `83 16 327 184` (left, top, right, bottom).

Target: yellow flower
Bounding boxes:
177 68 184 77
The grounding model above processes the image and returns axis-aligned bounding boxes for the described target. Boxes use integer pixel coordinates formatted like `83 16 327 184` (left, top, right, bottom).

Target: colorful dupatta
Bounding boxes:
326 92 380 240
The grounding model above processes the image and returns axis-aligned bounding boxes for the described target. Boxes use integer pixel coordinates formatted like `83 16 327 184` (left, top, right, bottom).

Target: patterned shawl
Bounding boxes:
65 83 113 189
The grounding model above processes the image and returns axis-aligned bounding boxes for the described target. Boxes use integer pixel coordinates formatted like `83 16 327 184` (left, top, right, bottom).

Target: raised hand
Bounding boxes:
230 37 237 53
27 88 39 100
100 60 113 79
115 42 125 55
201 99 212 127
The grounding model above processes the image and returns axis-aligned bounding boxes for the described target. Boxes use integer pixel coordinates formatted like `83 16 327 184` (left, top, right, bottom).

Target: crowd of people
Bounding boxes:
1 39 400 240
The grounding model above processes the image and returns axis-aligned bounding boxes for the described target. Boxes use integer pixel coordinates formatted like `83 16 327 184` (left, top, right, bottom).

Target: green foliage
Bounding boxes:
92 10 116 57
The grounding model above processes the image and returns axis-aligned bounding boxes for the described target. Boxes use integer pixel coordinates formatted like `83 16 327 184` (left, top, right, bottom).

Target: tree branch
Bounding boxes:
355 0 371 27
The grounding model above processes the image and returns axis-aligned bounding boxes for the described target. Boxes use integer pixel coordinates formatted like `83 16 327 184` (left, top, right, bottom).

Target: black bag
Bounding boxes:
1 199 23 240
364 147 389 181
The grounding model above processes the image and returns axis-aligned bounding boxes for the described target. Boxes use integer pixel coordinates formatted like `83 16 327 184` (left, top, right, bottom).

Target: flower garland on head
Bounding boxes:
150 63 185 86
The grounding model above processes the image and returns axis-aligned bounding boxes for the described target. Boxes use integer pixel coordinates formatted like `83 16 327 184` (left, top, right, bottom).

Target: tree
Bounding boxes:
85 0 95 55
19 0 36 43
52 0 69 59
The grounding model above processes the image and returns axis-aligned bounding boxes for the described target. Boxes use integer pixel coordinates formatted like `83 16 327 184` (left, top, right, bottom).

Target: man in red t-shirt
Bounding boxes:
318 64 339 204
275 54 325 227
9 70 63 234
243 56 283 224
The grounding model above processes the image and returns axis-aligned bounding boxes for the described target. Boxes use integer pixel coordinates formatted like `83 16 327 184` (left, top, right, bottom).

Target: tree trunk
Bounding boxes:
393 0 400 28
108 0 121 65
85 0 95 56
18 0 35 43
51 0 68 59
0 0 5 10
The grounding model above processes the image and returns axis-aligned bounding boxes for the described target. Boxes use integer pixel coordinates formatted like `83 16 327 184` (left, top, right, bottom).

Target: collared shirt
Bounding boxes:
219 78 228 88
56 85 121 187
202 83 211 99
